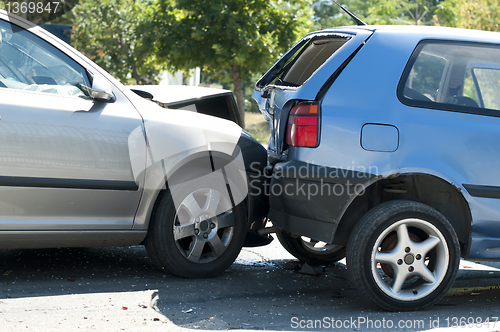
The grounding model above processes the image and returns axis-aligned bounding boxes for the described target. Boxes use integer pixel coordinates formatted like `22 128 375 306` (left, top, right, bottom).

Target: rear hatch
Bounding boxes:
253 28 373 162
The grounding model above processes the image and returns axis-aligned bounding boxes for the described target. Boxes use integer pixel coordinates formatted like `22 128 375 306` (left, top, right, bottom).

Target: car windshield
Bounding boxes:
0 20 91 97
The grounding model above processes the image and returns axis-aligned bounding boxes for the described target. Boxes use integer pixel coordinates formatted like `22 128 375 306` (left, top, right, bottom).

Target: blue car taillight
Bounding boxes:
286 102 320 147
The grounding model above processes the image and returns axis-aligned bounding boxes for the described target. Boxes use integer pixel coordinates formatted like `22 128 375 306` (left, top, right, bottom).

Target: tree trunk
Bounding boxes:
231 63 246 128
131 62 141 85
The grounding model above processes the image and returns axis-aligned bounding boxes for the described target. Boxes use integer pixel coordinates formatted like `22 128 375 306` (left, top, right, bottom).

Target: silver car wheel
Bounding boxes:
174 188 235 264
370 218 449 301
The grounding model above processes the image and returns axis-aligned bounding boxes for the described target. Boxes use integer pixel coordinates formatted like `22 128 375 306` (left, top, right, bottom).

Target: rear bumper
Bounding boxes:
269 161 374 243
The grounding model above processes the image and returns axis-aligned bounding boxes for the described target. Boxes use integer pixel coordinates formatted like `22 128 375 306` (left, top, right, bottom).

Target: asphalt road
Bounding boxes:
0 239 499 331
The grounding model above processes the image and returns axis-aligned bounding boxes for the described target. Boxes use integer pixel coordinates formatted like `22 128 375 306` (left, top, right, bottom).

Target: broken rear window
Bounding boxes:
257 35 350 88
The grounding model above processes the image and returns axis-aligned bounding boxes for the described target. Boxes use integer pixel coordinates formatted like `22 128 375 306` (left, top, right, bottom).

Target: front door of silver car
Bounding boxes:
0 19 146 232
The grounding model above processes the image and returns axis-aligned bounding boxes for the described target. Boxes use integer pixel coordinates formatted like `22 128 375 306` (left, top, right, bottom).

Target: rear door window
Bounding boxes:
398 41 500 116
403 52 447 102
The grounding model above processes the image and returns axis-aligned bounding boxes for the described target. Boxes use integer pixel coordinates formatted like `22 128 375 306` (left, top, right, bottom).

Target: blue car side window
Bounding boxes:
398 40 500 117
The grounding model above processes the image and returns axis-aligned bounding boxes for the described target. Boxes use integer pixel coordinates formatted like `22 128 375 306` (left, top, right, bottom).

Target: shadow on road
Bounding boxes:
0 246 499 330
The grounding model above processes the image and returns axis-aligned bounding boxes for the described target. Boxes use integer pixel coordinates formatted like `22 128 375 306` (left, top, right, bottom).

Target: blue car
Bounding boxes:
254 25 500 310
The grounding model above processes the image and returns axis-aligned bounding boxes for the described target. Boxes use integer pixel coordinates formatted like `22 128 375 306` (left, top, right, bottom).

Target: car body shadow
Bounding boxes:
0 247 499 330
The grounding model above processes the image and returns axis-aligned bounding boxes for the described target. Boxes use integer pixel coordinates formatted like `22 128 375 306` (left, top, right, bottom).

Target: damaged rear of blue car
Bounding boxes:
254 25 500 311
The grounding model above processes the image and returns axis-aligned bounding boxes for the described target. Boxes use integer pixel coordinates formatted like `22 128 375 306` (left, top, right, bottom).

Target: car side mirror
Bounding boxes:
91 74 115 102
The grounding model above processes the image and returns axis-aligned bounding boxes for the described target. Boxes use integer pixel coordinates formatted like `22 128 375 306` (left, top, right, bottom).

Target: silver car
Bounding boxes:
0 11 270 278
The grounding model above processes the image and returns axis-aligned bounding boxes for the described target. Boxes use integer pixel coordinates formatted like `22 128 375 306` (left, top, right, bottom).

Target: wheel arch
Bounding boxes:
333 173 472 257
142 157 249 278
135 149 252 234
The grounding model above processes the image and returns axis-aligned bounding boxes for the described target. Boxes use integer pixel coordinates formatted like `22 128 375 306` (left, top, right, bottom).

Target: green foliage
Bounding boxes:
311 0 443 27
153 0 312 81
434 0 500 31
149 0 313 122
367 0 441 25
1 0 79 24
72 0 163 84
199 70 261 113
313 0 500 30
312 0 376 28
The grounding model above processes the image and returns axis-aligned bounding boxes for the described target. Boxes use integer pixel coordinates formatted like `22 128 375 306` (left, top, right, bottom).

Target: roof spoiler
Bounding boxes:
333 1 367 26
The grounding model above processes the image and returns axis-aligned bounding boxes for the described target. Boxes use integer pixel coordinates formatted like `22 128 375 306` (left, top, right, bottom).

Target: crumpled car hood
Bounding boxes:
124 86 245 191
124 87 249 219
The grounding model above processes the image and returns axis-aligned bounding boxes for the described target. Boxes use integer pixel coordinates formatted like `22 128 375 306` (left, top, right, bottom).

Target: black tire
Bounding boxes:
145 170 247 278
277 231 346 265
347 200 460 311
